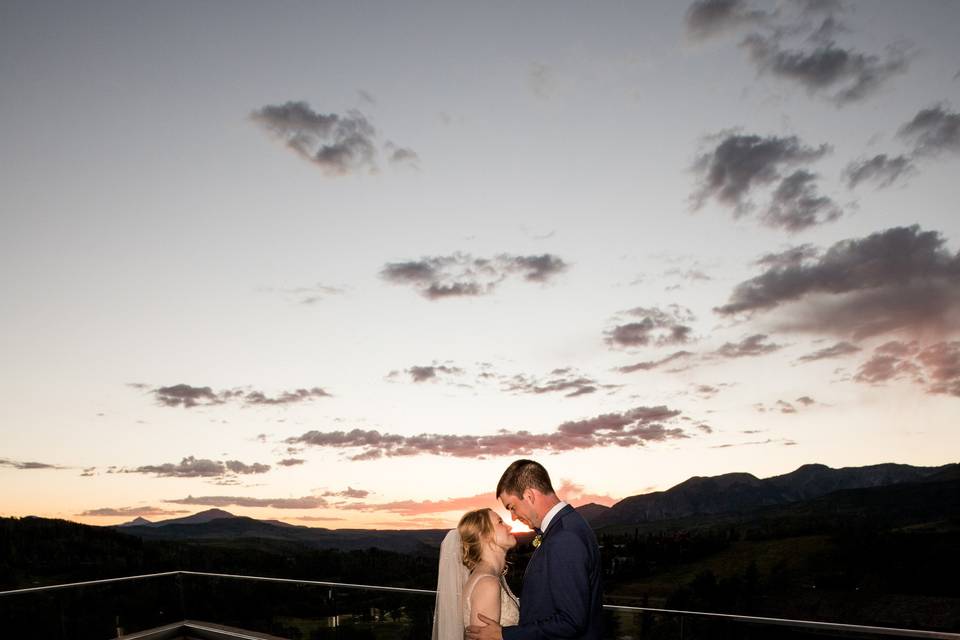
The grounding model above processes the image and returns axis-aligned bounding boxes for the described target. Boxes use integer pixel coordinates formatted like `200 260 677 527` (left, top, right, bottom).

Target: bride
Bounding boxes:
432 508 520 639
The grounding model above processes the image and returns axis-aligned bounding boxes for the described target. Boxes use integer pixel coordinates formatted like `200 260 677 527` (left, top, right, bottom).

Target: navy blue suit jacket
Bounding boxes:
503 504 603 639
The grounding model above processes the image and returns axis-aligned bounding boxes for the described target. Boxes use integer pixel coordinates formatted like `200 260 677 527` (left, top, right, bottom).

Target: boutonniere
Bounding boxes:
532 534 542 548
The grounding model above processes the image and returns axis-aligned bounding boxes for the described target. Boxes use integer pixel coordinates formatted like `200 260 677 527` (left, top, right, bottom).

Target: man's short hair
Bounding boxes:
497 459 555 498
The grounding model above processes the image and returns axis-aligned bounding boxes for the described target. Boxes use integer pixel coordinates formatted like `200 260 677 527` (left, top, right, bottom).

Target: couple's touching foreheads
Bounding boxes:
432 459 604 640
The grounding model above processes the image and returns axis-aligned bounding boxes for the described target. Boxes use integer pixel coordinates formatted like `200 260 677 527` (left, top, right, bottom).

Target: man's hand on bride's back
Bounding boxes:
466 613 503 640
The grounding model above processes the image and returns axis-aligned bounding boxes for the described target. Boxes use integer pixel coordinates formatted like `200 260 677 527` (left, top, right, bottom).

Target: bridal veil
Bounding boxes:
432 528 469 640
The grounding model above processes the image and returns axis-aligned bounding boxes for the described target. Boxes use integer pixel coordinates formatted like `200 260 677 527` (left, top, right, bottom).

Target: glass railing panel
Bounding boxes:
0 573 183 640
178 572 435 640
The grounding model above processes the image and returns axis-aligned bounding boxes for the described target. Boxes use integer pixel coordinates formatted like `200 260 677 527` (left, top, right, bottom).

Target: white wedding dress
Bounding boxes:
432 529 520 640
463 573 520 629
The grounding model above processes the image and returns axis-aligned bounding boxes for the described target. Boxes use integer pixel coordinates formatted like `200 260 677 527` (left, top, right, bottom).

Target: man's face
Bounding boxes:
499 490 540 530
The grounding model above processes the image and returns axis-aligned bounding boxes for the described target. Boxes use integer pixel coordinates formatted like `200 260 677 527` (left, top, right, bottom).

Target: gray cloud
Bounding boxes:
899 105 960 157
79 506 189 517
605 305 696 349
853 340 960 397
713 334 783 358
501 368 620 398
154 384 222 408
285 405 689 460
250 102 391 176
740 34 909 106
250 101 418 176
762 169 842 232
125 456 271 478
150 384 331 409
854 341 923 385
380 253 568 300
277 458 306 467
716 226 960 340
323 486 370 499
685 0 770 41
166 494 327 509
756 244 819 269
616 350 694 374
666 268 712 282
0 458 63 470
918 341 960 396
692 132 832 224
394 364 465 383
385 141 420 168
796 341 861 363
843 154 914 189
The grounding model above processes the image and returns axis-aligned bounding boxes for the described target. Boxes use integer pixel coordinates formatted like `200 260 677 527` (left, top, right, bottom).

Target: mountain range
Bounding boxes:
110 461 957 550
581 461 957 528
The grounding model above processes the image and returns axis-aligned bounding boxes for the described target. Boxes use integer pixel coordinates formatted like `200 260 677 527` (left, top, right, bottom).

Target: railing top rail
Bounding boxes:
0 571 181 596
602 604 960 639
178 570 437 595
1 570 957 639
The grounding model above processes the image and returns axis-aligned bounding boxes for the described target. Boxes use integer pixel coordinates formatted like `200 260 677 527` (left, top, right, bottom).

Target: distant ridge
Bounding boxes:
591 462 957 528
147 508 237 527
117 516 154 528
575 502 611 525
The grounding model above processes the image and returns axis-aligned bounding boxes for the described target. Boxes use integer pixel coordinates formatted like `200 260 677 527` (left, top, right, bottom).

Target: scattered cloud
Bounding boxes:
385 142 420 168
124 456 271 479
918 341 960 396
388 364 465 383
251 102 414 176
692 132 837 230
854 341 923 385
277 458 306 467
501 368 620 398
716 226 960 340
605 305 696 349
0 458 63 470
685 0 770 41
617 350 694 374
740 34 909 106
796 341 861 363
899 105 960 157
852 340 960 396
322 487 370 499
762 169 842 231
665 268 712 282
755 244 819 269
286 405 689 460
843 154 914 189
713 334 783 358
166 494 328 509
148 384 331 409
380 253 568 300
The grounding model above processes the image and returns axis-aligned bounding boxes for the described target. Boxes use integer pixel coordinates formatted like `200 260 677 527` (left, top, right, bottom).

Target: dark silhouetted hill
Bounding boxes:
592 462 956 528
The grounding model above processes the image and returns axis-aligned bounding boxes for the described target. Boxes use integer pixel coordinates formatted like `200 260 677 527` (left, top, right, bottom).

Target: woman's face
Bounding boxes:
488 510 517 550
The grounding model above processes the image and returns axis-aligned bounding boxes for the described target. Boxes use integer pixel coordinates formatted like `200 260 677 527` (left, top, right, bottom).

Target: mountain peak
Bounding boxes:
117 516 153 527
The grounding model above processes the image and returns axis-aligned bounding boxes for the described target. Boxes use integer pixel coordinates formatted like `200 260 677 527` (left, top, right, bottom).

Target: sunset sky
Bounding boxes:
2 0 959 530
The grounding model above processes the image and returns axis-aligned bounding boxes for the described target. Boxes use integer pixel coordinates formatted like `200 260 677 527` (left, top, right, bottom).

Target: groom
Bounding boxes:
466 459 603 640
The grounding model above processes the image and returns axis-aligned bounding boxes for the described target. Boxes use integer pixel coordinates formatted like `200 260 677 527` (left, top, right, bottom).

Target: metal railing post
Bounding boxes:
176 572 186 621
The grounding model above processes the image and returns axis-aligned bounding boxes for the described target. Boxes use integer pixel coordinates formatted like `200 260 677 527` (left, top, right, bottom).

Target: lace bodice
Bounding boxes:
463 573 520 629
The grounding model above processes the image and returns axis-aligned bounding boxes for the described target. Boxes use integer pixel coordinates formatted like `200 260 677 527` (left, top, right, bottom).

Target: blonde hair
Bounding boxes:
457 508 495 571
